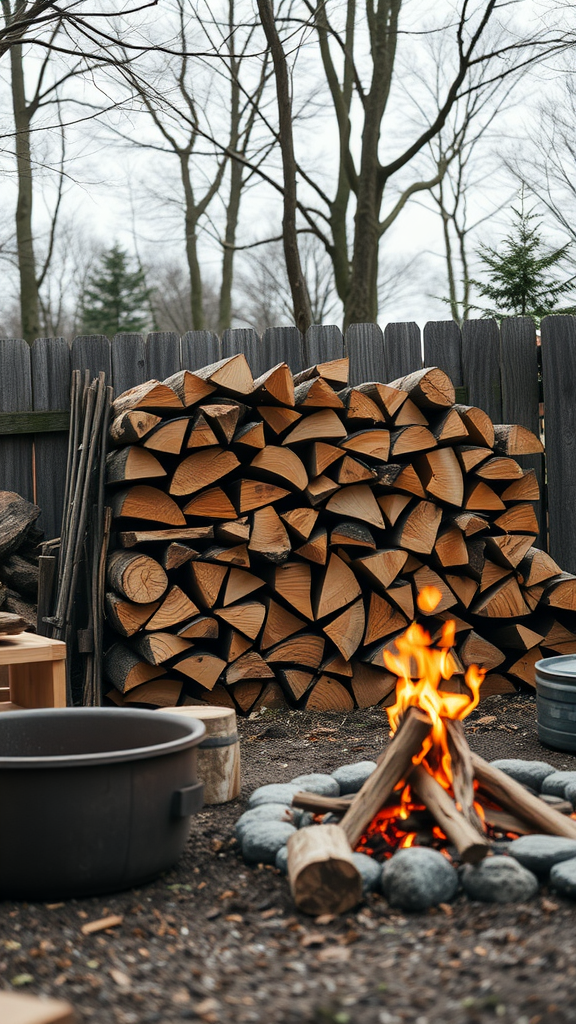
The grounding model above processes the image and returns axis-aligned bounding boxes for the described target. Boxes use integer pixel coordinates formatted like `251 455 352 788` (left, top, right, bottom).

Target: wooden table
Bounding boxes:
0 991 74 1024
0 632 66 711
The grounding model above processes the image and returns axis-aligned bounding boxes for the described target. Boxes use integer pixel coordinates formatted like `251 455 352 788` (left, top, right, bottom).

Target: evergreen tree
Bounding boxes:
471 193 576 324
81 245 154 336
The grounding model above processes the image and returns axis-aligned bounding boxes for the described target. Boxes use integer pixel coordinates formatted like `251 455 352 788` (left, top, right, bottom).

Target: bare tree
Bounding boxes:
249 1 574 327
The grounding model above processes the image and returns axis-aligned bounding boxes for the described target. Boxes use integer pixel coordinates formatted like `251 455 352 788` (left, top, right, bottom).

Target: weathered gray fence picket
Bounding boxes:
0 316 571 571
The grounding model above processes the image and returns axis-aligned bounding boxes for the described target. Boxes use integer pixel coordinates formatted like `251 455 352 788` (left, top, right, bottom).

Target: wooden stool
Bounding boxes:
159 705 240 804
0 633 67 711
0 991 74 1024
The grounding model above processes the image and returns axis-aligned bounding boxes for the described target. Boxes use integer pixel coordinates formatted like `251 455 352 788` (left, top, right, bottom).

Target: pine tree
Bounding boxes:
81 245 154 336
471 193 576 325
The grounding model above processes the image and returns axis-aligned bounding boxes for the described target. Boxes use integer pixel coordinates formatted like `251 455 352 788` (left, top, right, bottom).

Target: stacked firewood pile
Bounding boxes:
102 354 576 713
0 491 41 632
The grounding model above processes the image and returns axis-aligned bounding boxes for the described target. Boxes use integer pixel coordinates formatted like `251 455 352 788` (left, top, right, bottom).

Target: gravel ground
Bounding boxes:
3 695 576 1024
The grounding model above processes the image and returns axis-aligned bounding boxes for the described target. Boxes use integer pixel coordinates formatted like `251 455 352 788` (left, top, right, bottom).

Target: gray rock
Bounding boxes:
461 856 539 903
351 853 381 893
508 835 576 875
235 803 293 841
294 810 314 829
290 773 341 797
565 782 576 807
541 771 576 798
247 783 301 809
332 761 377 795
275 845 289 874
550 857 576 897
379 847 459 911
241 821 297 865
490 759 555 791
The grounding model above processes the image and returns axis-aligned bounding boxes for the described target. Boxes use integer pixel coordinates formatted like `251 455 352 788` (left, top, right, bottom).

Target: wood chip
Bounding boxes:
109 967 131 988
81 914 124 936
316 945 351 962
300 931 326 947
314 913 336 925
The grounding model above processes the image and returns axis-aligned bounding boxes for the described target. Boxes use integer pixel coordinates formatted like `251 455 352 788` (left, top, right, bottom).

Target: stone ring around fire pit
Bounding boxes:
234 758 576 912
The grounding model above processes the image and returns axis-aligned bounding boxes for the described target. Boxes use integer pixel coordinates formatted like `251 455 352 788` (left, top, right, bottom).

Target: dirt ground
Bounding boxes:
3 695 576 1024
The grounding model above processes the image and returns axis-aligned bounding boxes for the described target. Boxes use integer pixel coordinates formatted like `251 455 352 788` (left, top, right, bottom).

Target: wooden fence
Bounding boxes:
0 316 574 571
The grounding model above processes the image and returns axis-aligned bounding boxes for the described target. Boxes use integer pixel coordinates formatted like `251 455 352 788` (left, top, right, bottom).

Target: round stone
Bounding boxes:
332 761 377 795
241 821 297 865
235 803 293 841
293 810 314 829
550 857 576 897
460 856 539 903
351 853 381 893
247 783 301 809
290 773 341 797
275 845 289 874
564 782 576 806
379 847 459 911
489 759 556 791
508 835 576 875
541 771 576 798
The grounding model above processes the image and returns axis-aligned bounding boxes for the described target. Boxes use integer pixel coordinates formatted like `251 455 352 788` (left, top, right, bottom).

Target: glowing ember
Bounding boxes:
356 585 488 860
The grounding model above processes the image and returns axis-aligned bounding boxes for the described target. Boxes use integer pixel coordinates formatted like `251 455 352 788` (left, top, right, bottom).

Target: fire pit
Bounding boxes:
236 586 576 913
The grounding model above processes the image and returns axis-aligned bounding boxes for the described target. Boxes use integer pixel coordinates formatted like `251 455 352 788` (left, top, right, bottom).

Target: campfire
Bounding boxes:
286 586 576 915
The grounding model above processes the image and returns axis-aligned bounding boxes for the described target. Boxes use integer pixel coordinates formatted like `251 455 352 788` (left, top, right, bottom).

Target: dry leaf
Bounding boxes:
314 914 336 926
218 890 236 901
109 968 131 989
316 946 351 963
474 946 487 956
541 898 559 912
300 931 326 947
172 987 191 1005
81 914 124 936
477 715 497 726
339 929 359 945
225 914 243 923
194 997 220 1015
438 902 453 916
261 908 280 919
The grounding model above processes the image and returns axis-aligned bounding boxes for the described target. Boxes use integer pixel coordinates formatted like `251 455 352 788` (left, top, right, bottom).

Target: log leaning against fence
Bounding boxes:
100 352 576 713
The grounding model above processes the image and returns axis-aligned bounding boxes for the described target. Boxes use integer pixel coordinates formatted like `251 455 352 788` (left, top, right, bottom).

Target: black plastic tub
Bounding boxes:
0 708 205 900
536 655 576 752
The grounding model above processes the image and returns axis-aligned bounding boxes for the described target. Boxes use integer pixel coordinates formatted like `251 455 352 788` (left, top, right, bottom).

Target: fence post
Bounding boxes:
305 325 344 366
383 322 422 380
423 321 463 388
182 331 221 369
541 315 576 571
500 317 545 550
346 323 385 385
261 327 304 374
222 328 262 375
31 337 71 538
461 320 502 422
146 332 181 381
0 338 34 502
112 334 146 396
71 335 112 380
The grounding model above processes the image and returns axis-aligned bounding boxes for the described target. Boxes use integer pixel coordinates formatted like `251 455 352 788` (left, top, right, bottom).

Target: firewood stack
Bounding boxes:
0 491 42 632
102 354 574 713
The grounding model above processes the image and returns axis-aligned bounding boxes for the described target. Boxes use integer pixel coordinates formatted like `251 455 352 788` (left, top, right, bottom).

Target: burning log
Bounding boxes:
409 765 489 863
471 753 576 841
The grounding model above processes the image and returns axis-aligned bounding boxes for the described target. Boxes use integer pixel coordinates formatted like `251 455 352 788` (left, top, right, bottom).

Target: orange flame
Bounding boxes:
384 585 486 790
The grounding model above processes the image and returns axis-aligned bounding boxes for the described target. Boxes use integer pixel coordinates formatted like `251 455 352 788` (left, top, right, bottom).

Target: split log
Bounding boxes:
464 480 505 512
144 417 190 454
341 429 390 463
491 623 544 650
112 379 183 415
472 576 530 618
105 592 160 636
305 474 340 506
169 448 240 497
385 578 414 619
508 646 542 686
232 479 290 513
459 630 505 671
144 585 200 629
131 632 192 665
177 615 219 639
326 484 385 530
183 486 237 519
159 543 198 571
501 470 540 502
111 485 186 526
199 401 242 444
226 650 275 684
323 598 365 659
106 551 168 603
493 424 544 455
260 598 306 648
0 554 38 597
393 398 429 426
475 456 523 480
330 521 375 550
281 507 318 542
296 528 328 564
110 679 182 707
119 526 213 547
429 407 469 444
258 405 301 435
471 753 576 840
307 442 345 477
339 387 385 425
541 573 576 611
186 411 219 449
375 463 426 497
234 420 266 451
485 534 535 569
0 492 40 558
221 628 252 661
388 367 455 409
202 543 249 567
253 362 295 406
453 405 494 448
293 357 349 389
355 381 407 418
415 448 463 506
390 425 437 456
232 680 265 712
363 592 408 644
216 600 266 639
265 633 325 668
163 368 215 406
392 501 442 555
191 353 254 396
251 445 308 490
304 675 354 710
106 446 167 484
287 824 362 916
109 410 162 446
335 455 376 485
494 503 539 535
0 611 28 635
294 376 344 408
251 680 287 710
276 667 314 700
434 526 468 568
223 567 265 605
409 765 489 863
188 562 228 608
316 553 361 619
413 566 456 613
249 507 291 563
350 662 397 707
377 493 411 527
274 562 314 620
519 547 562 586
282 409 347 445
104 643 167 692
173 650 227 689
